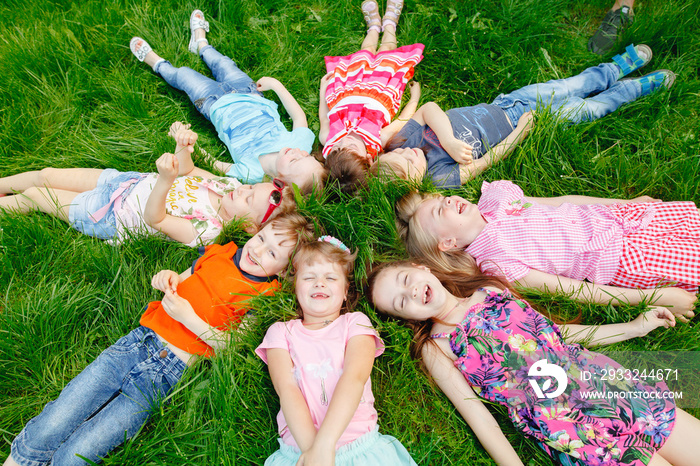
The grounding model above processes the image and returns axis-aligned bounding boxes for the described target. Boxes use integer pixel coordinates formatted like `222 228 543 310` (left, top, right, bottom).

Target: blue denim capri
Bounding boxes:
10 326 186 466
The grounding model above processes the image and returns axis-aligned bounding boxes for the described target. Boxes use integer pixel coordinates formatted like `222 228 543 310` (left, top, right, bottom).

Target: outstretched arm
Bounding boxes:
300 334 376 465
517 269 697 321
267 348 318 452
318 72 332 145
424 340 524 465
460 111 534 183
142 153 199 245
380 81 421 146
411 102 473 164
527 193 659 207
257 77 308 130
561 307 676 346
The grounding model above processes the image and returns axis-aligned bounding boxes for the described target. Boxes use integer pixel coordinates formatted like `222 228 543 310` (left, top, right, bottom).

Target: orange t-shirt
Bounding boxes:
140 242 278 357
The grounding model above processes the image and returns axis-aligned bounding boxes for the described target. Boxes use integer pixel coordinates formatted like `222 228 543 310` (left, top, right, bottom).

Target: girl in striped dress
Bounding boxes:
319 0 424 194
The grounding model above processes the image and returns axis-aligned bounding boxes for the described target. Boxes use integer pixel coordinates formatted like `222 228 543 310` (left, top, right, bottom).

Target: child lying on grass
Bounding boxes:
131 9 327 194
2 212 315 466
0 122 296 246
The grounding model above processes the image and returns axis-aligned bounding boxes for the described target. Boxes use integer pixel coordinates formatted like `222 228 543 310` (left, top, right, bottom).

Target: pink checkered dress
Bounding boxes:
467 181 700 292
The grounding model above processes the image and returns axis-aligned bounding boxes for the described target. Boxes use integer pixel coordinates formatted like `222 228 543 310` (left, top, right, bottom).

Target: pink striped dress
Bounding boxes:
322 44 424 160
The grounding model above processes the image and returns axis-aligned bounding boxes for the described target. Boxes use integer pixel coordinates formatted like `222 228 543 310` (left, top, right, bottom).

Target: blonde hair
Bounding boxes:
396 191 479 275
291 241 359 318
369 152 410 181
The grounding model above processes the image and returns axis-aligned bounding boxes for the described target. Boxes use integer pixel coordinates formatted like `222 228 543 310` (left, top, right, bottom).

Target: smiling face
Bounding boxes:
239 222 295 277
276 148 325 193
220 182 277 229
295 256 348 324
414 195 486 250
371 264 448 321
379 147 427 180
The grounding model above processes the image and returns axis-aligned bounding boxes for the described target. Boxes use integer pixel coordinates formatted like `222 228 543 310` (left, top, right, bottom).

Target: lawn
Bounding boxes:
1 0 699 464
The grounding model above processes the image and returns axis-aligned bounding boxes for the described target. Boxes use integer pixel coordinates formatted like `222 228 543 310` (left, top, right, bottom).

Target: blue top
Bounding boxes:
209 93 316 184
395 103 513 188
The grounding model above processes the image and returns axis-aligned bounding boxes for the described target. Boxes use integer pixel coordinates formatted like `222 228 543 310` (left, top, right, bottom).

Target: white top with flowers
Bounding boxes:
113 174 241 247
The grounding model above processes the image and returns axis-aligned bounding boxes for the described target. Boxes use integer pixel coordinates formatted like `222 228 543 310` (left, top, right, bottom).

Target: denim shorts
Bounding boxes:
10 326 186 466
69 169 144 240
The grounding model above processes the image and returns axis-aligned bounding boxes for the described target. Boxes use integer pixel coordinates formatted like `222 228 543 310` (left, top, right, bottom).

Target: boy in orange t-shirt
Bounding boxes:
4 213 314 466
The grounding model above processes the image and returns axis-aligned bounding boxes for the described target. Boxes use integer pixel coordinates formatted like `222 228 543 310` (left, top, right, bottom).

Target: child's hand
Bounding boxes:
151 270 180 293
168 121 191 139
319 72 333 97
632 307 676 336
173 128 198 154
296 443 335 466
444 137 473 164
161 290 196 323
155 153 179 183
656 287 697 322
256 77 280 92
408 81 421 102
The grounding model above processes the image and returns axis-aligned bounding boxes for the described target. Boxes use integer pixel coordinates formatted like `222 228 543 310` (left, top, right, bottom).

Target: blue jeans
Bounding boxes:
155 45 263 120
10 327 187 466
492 63 643 125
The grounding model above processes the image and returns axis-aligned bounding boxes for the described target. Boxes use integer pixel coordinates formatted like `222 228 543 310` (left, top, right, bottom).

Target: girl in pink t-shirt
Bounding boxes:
396 181 700 322
319 0 423 195
256 238 415 465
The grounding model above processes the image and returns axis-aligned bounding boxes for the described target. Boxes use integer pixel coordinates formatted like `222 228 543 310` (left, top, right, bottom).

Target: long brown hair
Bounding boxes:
366 260 511 365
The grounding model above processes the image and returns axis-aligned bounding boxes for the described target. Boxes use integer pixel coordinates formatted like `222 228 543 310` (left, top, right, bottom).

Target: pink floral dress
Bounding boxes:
432 289 676 465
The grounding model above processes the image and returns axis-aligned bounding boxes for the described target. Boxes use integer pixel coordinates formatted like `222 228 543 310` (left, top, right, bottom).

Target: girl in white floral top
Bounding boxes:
0 122 296 247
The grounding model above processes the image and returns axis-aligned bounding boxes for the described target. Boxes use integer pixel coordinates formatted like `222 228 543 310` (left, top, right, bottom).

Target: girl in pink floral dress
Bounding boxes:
369 261 700 466
319 0 423 194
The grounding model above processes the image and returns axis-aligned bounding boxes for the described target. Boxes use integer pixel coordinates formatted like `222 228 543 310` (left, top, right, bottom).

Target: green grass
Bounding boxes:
1 0 699 464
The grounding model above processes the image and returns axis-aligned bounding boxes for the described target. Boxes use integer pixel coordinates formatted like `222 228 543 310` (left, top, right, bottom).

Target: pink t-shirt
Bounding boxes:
467 180 624 283
255 312 384 448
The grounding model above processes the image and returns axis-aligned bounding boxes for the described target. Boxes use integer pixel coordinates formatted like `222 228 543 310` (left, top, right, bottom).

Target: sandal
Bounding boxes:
382 0 404 32
612 44 652 79
626 69 676 96
361 0 381 33
588 5 633 55
188 9 210 54
130 36 152 62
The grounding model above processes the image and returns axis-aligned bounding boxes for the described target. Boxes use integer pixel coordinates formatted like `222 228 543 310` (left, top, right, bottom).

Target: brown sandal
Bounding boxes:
361 0 381 33
382 0 404 31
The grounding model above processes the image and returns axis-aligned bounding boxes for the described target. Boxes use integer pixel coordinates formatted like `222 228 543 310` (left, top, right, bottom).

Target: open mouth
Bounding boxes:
457 201 466 214
423 285 432 305
311 292 329 299
247 252 259 266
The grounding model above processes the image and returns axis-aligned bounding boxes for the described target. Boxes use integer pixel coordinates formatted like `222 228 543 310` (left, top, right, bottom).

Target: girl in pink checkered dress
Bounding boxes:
396 180 700 321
